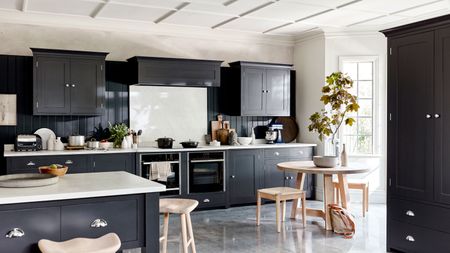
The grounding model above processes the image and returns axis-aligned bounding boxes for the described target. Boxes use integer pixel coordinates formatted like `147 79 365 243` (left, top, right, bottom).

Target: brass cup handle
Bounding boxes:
203 199 210 203
274 152 280 156
26 161 35 166
405 210 415 217
6 228 25 238
90 218 108 228
65 160 73 165
405 235 415 242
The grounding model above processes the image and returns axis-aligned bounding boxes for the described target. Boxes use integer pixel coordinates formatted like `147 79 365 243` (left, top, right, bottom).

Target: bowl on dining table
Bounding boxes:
313 156 338 168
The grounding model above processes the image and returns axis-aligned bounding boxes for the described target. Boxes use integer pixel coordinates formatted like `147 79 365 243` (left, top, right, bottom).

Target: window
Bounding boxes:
339 57 378 155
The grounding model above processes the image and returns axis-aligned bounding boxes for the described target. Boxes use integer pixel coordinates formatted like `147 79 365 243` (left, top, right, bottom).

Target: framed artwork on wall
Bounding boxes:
0 94 16 126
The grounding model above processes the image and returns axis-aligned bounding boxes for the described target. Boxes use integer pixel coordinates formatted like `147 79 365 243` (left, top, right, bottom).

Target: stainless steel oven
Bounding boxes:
187 151 225 194
141 153 181 196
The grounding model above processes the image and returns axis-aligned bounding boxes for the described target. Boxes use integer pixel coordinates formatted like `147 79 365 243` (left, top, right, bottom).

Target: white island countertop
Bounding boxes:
0 171 166 205
4 143 317 157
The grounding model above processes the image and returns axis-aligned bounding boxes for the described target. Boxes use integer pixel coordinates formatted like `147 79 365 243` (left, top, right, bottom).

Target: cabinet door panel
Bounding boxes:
70 58 104 115
241 68 265 116
93 153 135 174
0 207 60 253
263 159 285 188
34 56 70 115
388 32 434 201
228 150 262 205
435 27 450 204
265 69 290 116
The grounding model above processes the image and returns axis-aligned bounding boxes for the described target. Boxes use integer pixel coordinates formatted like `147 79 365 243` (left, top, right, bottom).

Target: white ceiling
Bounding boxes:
0 0 449 37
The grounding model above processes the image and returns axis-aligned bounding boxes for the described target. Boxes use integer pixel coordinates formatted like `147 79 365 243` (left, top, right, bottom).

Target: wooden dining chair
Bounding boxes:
333 179 369 217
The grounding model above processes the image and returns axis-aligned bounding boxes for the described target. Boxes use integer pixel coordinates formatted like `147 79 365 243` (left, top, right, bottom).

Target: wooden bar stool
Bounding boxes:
256 187 306 233
38 233 121 253
333 179 369 217
160 198 199 253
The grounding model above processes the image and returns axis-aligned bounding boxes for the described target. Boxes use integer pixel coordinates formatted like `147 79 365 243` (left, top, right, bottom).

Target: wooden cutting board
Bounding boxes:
211 120 230 141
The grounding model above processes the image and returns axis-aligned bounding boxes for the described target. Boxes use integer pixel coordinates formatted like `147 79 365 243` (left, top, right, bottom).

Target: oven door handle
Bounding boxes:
190 159 224 163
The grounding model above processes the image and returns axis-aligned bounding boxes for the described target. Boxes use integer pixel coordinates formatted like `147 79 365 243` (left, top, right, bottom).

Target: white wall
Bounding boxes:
0 23 294 63
293 32 387 204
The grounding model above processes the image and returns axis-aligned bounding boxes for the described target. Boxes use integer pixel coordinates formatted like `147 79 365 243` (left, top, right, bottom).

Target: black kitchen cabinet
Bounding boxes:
32 48 108 115
382 14 450 252
127 56 222 87
220 61 291 116
227 149 263 205
92 153 136 174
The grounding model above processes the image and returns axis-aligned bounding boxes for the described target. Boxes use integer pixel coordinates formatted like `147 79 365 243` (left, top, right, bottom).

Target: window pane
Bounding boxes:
343 119 357 135
358 81 373 98
358 62 373 80
358 118 372 135
358 99 372 116
343 135 358 154
343 62 357 80
357 136 373 154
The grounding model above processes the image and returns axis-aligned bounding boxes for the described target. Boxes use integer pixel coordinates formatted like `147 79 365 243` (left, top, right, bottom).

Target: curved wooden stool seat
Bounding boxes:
256 187 307 233
38 233 121 253
160 198 199 253
333 179 369 217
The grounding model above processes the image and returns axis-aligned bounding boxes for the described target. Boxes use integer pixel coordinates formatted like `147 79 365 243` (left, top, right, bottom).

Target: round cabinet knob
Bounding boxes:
65 84 70 87
426 114 432 119
405 235 415 242
435 114 440 118
71 84 76 88
290 176 294 180
285 176 289 180
5 228 25 238
90 218 108 228
231 175 235 179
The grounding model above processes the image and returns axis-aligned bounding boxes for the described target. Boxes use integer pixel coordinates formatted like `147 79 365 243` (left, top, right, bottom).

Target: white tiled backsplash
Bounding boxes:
129 86 207 146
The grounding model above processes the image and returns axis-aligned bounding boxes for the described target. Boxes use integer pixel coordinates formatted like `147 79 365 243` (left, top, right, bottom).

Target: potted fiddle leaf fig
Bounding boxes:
308 72 359 159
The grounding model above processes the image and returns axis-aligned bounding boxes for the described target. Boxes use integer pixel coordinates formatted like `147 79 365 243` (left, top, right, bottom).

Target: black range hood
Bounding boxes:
127 56 223 87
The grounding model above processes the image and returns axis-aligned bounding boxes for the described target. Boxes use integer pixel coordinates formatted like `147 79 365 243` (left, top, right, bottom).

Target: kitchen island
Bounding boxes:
0 171 165 253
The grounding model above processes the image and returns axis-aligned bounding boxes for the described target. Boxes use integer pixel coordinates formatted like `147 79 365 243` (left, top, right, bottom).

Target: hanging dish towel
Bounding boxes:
150 162 172 182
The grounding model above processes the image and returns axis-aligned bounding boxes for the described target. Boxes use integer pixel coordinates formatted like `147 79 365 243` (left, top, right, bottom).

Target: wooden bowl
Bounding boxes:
39 166 68 177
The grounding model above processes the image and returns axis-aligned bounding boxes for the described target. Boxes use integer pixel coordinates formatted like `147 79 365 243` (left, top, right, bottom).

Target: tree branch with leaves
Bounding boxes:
308 72 359 144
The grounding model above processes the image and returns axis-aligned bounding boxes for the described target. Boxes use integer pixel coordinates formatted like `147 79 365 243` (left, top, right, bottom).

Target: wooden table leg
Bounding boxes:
337 174 350 209
323 174 334 231
290 172 305 219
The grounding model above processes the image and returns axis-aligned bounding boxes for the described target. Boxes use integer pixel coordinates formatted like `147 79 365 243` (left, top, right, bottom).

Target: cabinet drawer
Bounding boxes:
185 192 226 209
8 156 89 174
0 207 60 253
264 147 312 159
61 197 142 243
390 198 450 233
389 220 450 253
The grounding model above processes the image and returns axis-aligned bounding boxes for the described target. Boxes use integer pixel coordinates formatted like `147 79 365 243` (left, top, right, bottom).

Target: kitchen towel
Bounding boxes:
150 162 172 182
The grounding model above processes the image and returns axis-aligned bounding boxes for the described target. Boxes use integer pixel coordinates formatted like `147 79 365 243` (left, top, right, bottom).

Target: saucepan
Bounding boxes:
68 135 85 147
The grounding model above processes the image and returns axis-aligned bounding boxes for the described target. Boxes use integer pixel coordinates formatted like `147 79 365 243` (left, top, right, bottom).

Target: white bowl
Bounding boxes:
313 156 338 168
237 137 252 145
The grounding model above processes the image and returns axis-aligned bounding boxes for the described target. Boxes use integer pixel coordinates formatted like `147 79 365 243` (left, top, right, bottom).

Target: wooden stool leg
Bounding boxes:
366 185 369 212
161 213 169 253
186 213 196 253
281 200 286 222
300 195 306 228
180 214 189 253
276 195 281 233
362 187 367 217
256 192 261 226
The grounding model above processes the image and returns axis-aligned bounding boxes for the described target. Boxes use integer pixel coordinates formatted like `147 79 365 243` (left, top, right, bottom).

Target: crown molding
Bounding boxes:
0 9 296 47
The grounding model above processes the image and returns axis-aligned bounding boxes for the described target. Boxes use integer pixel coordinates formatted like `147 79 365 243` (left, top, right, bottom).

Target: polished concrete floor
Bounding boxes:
144 201 387 253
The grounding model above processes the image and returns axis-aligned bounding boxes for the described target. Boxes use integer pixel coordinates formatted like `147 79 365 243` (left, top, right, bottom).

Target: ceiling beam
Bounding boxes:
90 0 110 18
212 0 279 29
21 0 28 12
154 2 190 24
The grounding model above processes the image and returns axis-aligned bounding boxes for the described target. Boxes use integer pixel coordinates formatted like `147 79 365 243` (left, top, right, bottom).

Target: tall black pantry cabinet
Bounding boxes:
383 15 450 253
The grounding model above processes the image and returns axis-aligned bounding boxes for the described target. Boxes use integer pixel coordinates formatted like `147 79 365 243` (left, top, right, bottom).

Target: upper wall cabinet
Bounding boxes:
127 57 222 87
220 61 292 116
32 48 108 115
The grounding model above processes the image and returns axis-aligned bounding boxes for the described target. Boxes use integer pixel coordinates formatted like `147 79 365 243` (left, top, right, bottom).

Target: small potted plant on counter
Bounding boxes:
109 122 129 148
308 72 359 167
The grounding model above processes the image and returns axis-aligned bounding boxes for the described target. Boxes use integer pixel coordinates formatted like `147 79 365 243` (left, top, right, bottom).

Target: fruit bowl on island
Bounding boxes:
39 164 68 177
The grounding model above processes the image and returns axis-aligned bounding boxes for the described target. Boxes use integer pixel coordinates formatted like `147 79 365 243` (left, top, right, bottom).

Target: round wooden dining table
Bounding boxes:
277 160 370 230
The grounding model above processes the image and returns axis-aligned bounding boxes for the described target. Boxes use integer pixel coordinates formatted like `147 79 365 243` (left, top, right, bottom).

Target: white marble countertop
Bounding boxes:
4 143 316 157
0 171 166 205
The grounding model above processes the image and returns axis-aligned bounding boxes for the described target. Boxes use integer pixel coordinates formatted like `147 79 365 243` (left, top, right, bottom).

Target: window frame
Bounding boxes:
338 56 380 156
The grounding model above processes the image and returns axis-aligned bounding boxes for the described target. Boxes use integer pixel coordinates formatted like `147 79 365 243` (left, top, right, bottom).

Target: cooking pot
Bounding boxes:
87 138 100 149
68 135 85 147
180 140 199 148
156 137 174 149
